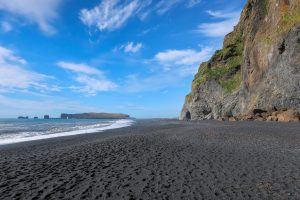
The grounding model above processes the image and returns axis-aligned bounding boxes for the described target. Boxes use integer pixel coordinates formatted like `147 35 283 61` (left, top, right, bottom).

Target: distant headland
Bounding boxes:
18 113 130 119
61 113 130 119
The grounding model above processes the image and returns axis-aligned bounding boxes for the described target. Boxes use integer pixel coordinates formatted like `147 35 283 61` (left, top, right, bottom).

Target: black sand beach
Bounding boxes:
0 120 299 199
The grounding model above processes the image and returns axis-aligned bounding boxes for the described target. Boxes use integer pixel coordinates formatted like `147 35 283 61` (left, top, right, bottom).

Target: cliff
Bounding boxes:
61 113 130 119
180 0 300 121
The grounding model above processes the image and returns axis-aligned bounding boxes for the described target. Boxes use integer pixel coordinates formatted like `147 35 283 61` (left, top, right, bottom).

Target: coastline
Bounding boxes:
0 120 299 199
0 119 134 146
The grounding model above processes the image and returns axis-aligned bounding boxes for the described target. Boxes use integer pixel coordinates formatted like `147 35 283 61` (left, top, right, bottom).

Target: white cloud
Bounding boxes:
1 21 12 33
80 0 201 32
155 0 181 15
139 25 159 35
0 46 26 64
57 61 117 96
79 0 140 31
0 63 49 90
156 0 200 15
0 0 62 35
0 46 54 92
124 47 215 92
57 61 102 75
155 47 214 72
186 0 201 8
74 75 117 95
120 42 143 53
197 10 241 37
206 10 239 19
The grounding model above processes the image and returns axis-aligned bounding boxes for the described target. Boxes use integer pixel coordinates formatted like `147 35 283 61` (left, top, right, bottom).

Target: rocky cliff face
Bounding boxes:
180 0 300 120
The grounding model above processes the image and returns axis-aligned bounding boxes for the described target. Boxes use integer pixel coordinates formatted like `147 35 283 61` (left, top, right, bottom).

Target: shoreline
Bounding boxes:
0 120 299 199
0 119 134 146
1 119 299 148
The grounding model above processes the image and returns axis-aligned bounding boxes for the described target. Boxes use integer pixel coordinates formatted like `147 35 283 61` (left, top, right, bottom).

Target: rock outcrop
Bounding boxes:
18 116 29 119
181 0 300 121
217 108 300 122
61 113 130 119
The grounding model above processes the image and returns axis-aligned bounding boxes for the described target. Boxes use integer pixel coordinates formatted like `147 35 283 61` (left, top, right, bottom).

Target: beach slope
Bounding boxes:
0 120 299 199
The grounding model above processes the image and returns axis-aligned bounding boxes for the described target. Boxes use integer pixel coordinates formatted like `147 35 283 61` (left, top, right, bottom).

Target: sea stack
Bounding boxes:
180 0 300 121
18 116 29 119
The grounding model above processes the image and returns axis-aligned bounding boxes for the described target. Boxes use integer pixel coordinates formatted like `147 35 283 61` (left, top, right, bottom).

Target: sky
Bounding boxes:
0 0 246 118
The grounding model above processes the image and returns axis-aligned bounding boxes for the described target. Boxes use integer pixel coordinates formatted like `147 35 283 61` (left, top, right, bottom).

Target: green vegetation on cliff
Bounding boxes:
261 5 300 44
186 1 300 103
220 71 242 94
280 8 300 33
189 32 244 98
262 0 269 17
181 0 300 120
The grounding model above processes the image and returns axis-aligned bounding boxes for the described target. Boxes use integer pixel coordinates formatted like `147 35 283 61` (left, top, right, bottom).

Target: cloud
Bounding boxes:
79 0 140 31
139 25 159 35
1 21 12 33
80 0 201 32
0 46 26 64
186 0 201 8
155 47 214 72
0 0 62 35
57 61 102 75
74 75 117 95
0 46 54 92
196 10 241 37
124 47 215 92
120 42 143 53
57 61 117 96
155 0 182 15
0 64 50 91
156 0 200 14
206 10 239 19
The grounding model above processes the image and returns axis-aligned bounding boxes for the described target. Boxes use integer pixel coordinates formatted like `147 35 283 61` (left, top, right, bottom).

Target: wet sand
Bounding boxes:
0 120 299 199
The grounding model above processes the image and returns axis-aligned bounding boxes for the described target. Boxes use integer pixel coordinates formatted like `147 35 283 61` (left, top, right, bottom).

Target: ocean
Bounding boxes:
0 118 134 145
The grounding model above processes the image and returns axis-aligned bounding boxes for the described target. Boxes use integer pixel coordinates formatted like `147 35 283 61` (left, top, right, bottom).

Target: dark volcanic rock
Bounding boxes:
252 109 267 115
180 0 300 121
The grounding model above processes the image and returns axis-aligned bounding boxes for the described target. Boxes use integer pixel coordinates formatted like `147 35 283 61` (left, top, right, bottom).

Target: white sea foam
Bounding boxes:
0 119 134 145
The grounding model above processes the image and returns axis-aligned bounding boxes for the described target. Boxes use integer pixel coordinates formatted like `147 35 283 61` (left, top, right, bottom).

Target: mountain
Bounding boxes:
180 0 300 121
61 113 130 119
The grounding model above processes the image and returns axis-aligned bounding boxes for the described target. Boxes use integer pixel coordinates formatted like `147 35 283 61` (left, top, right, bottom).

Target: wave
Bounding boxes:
0 119 134 146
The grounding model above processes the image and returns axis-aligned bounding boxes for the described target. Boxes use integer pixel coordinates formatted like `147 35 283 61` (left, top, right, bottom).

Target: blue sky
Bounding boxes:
0 0 246 118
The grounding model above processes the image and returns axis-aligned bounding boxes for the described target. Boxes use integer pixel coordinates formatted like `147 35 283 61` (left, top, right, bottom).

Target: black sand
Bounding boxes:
0 120 299 199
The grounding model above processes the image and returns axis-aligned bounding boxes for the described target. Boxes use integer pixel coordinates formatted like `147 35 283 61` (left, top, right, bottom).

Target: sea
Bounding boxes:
0 118 134 145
